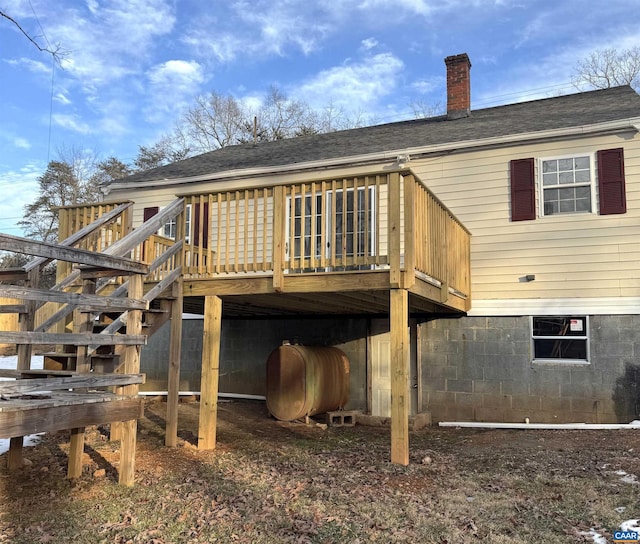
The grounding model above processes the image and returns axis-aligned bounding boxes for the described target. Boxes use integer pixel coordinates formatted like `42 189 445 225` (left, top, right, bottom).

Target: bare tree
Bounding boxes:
55 145 102 202
171 85 367 154
181 93 245 152
249 85 318 141
409 99 445 119
573 47 640 91
1 9 67 64
18 147 108 242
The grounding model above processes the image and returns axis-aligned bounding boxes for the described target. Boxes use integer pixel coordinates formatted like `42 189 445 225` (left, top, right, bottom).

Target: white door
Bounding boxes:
371 323 392 417
370 319 417 417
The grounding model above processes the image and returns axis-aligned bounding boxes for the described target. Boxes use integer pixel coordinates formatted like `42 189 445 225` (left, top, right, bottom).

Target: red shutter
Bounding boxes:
193 203 209 249
143 206 159 221
510 158 536 221
597 148 626 215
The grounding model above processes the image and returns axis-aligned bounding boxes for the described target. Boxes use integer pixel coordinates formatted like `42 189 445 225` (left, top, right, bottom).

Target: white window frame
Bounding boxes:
530 316 590 365
160 203 191 244
326 186 376 260
285 192 325 261
538 153 595 217
285 186 376 262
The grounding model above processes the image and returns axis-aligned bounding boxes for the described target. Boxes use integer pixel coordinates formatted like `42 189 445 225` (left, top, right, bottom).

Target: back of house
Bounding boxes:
107 53 640 424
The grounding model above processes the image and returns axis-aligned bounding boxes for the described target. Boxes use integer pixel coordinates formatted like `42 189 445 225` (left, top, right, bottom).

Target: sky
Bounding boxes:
0 0 639 235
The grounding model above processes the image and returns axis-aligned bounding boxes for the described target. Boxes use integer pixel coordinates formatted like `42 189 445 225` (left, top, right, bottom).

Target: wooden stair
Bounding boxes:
0 198 186 486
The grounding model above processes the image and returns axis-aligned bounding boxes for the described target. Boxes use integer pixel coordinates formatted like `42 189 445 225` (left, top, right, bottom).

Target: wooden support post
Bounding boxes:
119 273 143 486
388 173 402 288
198 295 222 450
7 268 38 471
67 278 96 479
67 428 85 478
165 280 183 447
272 186 284 292
390 288 410 466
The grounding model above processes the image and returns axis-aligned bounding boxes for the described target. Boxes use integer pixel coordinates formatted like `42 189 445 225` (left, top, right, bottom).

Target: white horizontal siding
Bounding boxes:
413 130 640 305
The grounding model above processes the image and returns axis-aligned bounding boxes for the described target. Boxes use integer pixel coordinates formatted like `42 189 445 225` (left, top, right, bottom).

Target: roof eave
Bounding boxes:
107 117 640 193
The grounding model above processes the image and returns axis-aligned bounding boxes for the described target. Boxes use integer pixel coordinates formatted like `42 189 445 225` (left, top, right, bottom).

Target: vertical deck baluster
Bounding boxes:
252 189 258 272
320 181 327 268
300 183 306 270
215 193 221 273
286 186 294 270
364 176 370 265
310 182 316 270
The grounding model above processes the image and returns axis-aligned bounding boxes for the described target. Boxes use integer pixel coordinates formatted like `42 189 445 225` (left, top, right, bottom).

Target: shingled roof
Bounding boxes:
116 86 640 185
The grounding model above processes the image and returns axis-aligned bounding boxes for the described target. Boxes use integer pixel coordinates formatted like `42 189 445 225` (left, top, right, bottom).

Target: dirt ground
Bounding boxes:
1 399 639 543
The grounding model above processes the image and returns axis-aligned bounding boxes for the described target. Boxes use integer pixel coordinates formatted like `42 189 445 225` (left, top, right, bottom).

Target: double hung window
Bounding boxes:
540 155 593 215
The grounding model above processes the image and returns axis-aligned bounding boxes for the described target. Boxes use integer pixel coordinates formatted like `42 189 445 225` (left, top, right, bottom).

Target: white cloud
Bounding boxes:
361 38 379 51
411 76 442 94
0 162 42 234
0 130 31 151
54 92 71 105
144 60 206 122
5 57 51 75
98 114 129 138
357 0 435 16
48 0 177 88
147 60 205 88
181 1 340 61
13 137 31 149
52 114 92 134
295 53 404 111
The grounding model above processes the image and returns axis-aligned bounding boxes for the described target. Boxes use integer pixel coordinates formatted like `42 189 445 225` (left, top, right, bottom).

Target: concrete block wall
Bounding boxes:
140 316 368 411
420 315 640 424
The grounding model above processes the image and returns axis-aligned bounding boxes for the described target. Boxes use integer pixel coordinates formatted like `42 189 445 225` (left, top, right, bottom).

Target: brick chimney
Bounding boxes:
445 53 471 119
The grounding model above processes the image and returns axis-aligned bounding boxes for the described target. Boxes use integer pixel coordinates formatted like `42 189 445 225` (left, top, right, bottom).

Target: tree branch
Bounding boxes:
1 10 67 65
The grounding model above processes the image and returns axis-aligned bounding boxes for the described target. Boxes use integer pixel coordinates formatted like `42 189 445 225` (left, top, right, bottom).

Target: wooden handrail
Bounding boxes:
36 240 183 333
104 198 184 258
0 234 149 274
25 202 133 273
0 285 148 311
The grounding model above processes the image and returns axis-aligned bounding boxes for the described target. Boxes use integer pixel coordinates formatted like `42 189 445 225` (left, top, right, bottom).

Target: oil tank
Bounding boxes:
266 343 350 421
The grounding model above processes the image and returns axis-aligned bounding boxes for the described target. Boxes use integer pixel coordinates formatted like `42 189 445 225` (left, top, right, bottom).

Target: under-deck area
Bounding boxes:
169 169 470 465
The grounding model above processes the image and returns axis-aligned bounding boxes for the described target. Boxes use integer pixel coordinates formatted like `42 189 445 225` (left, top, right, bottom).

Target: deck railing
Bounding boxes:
410 175 471 297
57 171 471 302
178 170 471 300
58 201 132 252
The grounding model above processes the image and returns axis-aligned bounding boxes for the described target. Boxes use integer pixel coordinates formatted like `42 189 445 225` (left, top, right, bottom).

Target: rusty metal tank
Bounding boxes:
266 343 350 421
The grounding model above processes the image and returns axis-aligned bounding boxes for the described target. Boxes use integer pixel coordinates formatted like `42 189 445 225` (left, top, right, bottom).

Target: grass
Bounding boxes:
1 399 639 543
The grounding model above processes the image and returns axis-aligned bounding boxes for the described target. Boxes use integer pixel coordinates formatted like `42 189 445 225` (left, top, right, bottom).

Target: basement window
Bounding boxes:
531 316 589 364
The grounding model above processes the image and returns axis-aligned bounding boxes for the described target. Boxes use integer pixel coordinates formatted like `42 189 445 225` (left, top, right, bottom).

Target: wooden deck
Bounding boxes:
173 170 470 313
52 168 472 467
